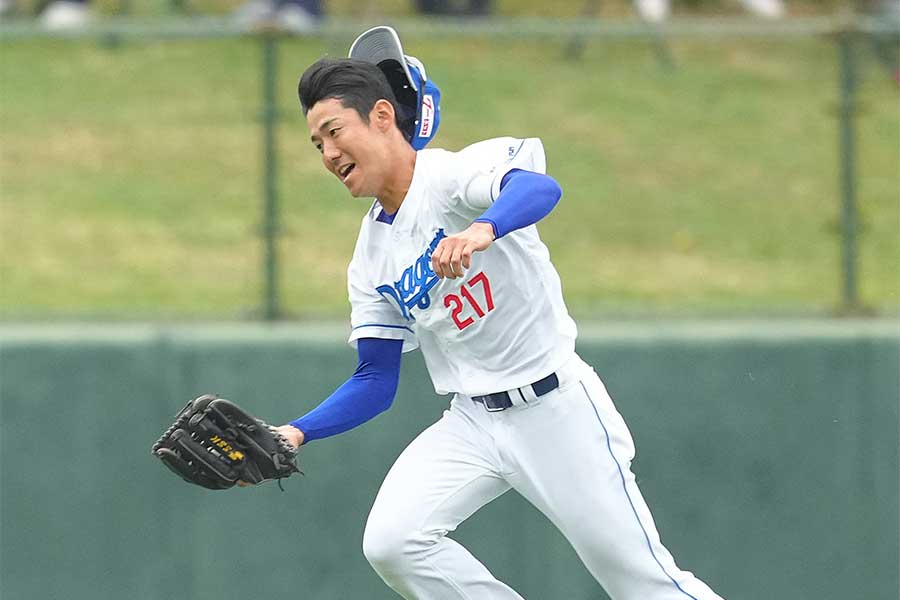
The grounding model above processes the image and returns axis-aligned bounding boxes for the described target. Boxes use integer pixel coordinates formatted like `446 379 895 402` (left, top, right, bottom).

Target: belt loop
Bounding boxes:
518 384 540 404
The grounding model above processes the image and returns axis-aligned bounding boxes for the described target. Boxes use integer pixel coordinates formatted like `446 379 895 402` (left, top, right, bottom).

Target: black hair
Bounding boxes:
298 57 403 130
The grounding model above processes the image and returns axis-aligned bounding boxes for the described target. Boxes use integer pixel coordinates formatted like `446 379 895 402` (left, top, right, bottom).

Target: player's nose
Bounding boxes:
322 140 341 163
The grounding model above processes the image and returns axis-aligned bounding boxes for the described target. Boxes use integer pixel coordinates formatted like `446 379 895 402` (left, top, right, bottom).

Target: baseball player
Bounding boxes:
273 26 726 600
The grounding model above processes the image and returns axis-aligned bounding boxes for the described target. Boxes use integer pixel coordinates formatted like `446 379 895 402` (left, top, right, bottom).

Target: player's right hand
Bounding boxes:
431 222 495 279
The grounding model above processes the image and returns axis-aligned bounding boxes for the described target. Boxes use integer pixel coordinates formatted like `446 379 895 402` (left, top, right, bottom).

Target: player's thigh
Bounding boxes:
365 403 511 544
503 373 646 557
517 380 721 598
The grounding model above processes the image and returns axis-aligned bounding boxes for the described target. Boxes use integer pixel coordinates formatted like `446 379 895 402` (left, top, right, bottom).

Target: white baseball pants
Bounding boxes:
362 354 725 600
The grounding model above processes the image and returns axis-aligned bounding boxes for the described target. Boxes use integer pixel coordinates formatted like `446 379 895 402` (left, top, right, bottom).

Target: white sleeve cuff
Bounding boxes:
348 323 419 353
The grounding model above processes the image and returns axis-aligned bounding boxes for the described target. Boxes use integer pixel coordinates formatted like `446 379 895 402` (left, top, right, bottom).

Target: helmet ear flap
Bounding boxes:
376 58 419 141
412 75 441 150
397 60 440 151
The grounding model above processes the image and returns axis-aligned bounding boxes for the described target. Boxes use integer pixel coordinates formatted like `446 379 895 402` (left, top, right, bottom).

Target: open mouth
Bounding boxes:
338 163 356 181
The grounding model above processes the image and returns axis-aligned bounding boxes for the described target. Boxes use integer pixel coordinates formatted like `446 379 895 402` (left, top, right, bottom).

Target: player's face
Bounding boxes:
307 98 391 198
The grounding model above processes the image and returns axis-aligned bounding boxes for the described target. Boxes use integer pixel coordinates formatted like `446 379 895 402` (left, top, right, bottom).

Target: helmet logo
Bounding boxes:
418 94 435 139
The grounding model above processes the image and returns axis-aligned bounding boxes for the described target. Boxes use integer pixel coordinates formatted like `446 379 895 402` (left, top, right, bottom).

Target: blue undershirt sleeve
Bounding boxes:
473 168 562 239
289 337 402 443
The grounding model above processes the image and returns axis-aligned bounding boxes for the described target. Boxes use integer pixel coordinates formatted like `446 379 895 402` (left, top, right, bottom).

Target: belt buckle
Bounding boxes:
480 391 512 412
484 401 507 413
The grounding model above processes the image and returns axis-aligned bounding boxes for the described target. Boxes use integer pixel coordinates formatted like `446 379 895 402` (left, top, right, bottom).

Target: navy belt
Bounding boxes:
471 373 560 412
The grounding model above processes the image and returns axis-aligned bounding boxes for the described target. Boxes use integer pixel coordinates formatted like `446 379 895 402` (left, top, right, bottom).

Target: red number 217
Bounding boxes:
443 271 495 331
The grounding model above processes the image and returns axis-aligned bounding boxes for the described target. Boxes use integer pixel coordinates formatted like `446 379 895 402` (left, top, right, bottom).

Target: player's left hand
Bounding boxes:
431 222 495 279
238 425 304 487
152 395 301 491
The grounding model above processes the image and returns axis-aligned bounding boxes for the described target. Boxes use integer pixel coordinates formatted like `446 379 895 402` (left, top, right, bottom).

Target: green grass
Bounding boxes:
0 35 897 319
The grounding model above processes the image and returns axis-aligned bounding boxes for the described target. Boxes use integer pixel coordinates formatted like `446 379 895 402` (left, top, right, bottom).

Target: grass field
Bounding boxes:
0 33 897 319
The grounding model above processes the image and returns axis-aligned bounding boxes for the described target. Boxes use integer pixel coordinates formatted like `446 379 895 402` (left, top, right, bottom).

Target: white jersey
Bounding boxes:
346 137 577 397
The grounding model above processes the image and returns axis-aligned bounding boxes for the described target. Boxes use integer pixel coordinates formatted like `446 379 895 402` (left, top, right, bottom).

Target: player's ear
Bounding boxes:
371 99 396 133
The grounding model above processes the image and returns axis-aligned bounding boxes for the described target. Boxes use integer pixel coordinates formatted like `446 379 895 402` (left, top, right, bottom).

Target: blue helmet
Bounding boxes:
349 26 442 150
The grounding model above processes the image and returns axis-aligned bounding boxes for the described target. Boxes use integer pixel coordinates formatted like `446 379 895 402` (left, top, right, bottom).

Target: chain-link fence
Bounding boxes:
1 15 897 320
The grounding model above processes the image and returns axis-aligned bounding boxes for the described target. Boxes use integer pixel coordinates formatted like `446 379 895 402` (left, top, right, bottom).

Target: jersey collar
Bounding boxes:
368 151 426 226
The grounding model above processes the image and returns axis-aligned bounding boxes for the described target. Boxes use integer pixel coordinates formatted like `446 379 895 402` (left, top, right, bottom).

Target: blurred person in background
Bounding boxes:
0 0 91 29
415 0 492 16
635 0 784 22
233 0 322 33
863 0 900 84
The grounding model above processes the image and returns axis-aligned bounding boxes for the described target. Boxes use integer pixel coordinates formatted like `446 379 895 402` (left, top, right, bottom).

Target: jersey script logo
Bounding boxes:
376 229 446 321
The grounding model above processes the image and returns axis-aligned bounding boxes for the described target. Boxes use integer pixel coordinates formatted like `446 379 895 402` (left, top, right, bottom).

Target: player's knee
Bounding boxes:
363 513 434 576
362 518 408 573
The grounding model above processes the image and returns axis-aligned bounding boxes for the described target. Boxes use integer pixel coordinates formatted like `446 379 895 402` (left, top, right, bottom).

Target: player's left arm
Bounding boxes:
279 337 403 447
431 168 562 279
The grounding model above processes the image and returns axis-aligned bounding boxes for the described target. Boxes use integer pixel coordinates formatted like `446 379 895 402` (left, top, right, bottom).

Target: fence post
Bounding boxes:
260 32 282 320
836 28 861 313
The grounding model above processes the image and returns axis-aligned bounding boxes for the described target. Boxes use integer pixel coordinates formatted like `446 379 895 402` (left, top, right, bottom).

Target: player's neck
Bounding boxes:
376 142 417 215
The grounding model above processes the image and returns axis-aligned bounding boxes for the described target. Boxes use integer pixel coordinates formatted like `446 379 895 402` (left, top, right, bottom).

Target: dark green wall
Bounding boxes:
1 322 897 600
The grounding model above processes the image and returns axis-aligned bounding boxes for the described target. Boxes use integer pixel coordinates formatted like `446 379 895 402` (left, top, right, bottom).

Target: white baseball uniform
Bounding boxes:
348 136 725 600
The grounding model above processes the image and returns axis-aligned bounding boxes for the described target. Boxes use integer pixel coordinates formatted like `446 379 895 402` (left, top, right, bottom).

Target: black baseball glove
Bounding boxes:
151 394 300 490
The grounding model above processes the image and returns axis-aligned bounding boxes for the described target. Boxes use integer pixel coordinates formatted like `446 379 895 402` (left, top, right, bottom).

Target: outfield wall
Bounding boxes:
1 321 897 600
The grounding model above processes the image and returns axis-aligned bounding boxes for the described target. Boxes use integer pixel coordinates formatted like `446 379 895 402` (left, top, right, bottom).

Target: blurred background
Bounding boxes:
0 0 898 320
1 2 898 600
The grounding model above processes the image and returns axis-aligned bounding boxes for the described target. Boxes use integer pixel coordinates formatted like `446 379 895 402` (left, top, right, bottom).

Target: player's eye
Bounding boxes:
314 143 323 153
329 127 340 137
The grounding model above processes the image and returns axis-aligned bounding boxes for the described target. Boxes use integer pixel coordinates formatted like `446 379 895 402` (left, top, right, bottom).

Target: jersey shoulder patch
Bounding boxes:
457 137 546 176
